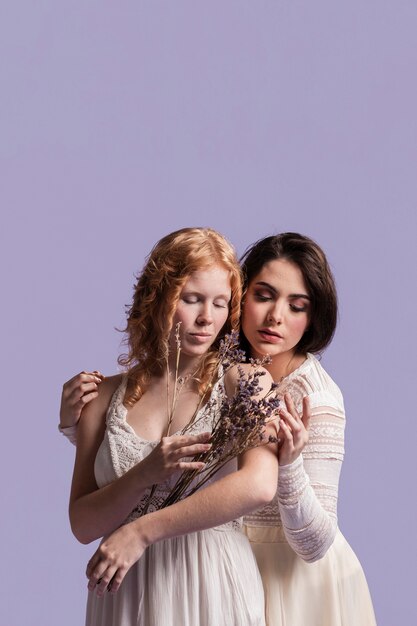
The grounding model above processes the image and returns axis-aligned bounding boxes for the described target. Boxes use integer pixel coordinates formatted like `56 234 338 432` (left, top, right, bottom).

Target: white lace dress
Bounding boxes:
244 354 376 626
85 377 266 626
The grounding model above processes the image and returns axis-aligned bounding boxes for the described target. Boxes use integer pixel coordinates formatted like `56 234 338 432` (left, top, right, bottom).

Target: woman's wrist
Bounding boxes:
58 423 78 445
132 514 156 549
132 457 154 495
278 451 303 468
59 415 77 429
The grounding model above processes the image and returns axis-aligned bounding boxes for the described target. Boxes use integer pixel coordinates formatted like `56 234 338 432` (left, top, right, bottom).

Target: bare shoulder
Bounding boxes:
224 363 274 398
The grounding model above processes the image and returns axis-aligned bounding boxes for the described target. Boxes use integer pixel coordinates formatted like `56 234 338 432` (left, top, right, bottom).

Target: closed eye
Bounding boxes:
214 300 229 309
182 296 199 304
290 304 307 312
254 291 273 302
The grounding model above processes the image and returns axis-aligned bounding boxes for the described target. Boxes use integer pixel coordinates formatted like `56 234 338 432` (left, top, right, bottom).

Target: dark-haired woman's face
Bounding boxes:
241 259 310 363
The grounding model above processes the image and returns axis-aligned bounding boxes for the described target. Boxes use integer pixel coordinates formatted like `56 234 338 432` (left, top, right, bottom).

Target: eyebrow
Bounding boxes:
182 290 231 300
254 281 311 300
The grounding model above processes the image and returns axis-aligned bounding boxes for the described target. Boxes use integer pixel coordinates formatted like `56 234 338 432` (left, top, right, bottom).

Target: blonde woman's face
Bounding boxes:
171 265 232 358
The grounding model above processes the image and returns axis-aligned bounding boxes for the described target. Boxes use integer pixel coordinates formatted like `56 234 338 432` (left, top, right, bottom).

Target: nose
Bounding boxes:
266 301 283 325
197 302 214 326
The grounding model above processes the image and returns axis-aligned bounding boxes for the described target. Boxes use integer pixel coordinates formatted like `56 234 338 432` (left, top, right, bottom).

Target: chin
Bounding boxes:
182 346 212 358
256 344 283 358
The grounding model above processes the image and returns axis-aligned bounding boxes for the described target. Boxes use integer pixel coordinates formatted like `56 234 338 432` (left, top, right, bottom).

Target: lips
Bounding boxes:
188 333 213 343
258 328 283 343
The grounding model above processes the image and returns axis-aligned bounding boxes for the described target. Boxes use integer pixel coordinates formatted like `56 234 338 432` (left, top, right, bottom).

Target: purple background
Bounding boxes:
1 2 416 624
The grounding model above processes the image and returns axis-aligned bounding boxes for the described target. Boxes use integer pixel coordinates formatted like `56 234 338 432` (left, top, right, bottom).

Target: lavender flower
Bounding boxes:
154 334 280 509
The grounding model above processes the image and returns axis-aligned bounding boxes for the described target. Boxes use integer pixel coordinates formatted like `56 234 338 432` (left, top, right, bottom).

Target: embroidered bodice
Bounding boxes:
244 353 345 562
93 376 241 529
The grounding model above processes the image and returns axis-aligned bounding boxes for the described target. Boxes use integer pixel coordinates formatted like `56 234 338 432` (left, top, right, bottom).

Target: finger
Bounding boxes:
108 567 128 594
169 432 212 446
177 461 206 471
88 561 109 592
174 443 212 459
64 372 89 390
279 409 302 433
284 393 301 421
76 391 99 409
80 381 101 393
77 370 103 380
77 373 103 387
95 566 118 597
79 371 103 382
69 382 98 403
65 373 103 395
281 414 309 450
301 396 311 430
63 372 85 391
279 419 294 443
86 553 101 579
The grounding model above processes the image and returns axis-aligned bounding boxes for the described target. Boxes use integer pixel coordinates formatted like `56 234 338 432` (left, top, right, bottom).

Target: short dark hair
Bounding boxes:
240 232 338 355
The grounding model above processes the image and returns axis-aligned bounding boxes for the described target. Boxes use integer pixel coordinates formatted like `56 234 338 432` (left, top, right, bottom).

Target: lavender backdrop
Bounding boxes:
1 2 416 624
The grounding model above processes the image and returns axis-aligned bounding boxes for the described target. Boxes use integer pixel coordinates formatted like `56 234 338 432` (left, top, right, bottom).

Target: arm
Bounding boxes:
69 376 212 544
86 432 279 596
69 374 144 544
277 392 345 562
141 432 279 538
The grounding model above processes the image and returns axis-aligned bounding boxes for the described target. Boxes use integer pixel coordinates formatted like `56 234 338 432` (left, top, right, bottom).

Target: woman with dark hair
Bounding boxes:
61 231 376 626
68 227 279 626
240 233 376 625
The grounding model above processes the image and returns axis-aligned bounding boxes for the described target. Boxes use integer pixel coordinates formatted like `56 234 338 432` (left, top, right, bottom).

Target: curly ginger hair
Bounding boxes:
119 227 242 406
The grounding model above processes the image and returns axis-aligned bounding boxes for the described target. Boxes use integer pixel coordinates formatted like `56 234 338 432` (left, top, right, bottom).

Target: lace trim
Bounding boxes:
97 376 242 531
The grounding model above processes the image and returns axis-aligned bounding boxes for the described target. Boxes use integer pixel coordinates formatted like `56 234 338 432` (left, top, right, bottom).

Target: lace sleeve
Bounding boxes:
58 423 78 446
277 394 345 562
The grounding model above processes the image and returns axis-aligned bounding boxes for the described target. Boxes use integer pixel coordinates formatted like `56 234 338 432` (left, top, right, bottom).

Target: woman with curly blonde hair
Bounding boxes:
67 227 278 626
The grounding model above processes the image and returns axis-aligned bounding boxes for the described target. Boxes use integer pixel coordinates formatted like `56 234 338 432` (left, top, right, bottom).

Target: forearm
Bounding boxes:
134 449 278 547
278 455 338 562
70 462 151 544
277 399 345 562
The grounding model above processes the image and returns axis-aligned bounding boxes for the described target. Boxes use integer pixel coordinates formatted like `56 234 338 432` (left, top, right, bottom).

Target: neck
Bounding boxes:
263 351 307 382
166 352 204 381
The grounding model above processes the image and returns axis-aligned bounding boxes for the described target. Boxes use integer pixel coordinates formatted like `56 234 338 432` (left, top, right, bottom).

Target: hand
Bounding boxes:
278 394 311 466
140 432 212 485
59 371 104 428
86 521 147 596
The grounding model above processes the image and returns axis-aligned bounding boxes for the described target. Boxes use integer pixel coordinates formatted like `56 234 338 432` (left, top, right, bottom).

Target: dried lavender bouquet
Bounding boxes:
155 330 280 510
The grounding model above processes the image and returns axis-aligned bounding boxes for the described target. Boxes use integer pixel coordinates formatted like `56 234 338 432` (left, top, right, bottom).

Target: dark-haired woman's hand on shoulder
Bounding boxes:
59 370 104 429
278 394 311 466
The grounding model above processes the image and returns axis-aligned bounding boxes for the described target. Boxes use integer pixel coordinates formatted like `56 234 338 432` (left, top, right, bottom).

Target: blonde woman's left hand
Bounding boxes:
86 522 147 596
278 394 311 466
